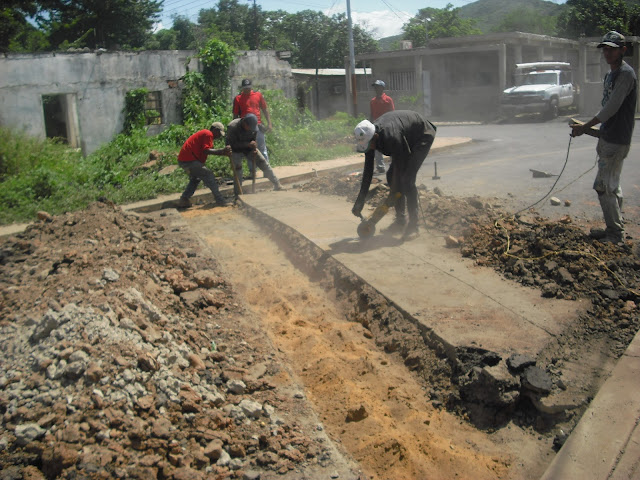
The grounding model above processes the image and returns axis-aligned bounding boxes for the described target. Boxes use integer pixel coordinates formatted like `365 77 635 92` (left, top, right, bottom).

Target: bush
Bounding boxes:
0 97 360 225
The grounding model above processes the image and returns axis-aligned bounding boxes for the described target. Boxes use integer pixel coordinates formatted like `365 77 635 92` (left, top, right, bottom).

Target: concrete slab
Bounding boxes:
239 190 587 361
540 328 640 480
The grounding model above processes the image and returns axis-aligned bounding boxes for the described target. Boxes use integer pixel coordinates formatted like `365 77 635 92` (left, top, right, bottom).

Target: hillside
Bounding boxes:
458 0 565 34
377 0 565 48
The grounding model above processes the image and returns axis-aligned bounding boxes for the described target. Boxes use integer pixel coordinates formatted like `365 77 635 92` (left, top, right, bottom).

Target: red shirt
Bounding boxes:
370 93 395 120
233 90 267 124
178 130 213 163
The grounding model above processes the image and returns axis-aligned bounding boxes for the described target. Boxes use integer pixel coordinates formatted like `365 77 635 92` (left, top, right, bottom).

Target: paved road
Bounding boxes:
422 117 640 231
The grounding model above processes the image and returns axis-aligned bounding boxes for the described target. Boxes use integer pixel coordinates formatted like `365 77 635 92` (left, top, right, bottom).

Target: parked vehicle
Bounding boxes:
499 62 577 120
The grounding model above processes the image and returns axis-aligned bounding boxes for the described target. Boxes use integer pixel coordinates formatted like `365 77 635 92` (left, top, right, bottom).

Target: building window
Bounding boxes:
145 91 162 125
388 72 416 92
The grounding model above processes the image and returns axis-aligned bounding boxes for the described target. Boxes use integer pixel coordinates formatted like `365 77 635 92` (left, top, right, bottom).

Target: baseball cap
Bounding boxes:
354 120 375 153
241 79 252 87
598 31 625 48
372 80 386 88
243 113 259 132
210 122 225 135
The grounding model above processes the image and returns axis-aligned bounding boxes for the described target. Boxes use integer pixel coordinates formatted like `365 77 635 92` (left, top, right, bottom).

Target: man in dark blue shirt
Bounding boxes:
570 31 637 244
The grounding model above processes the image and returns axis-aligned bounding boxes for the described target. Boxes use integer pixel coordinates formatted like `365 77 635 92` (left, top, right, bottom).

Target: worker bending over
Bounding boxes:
352 110 437 237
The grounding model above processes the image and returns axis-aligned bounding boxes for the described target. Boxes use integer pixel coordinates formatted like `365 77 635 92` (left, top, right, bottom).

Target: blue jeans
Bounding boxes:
179 161 224 202
257 129 269 165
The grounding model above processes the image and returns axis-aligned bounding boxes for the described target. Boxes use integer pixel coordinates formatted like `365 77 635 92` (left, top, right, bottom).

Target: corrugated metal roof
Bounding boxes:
291 68 371 76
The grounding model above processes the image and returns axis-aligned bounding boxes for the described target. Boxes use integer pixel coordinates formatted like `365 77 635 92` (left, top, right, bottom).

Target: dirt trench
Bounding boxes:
181 204 556 480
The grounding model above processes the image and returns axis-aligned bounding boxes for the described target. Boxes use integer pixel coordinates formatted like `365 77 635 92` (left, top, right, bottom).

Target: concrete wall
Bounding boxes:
230 50 295 101
0 51 197 155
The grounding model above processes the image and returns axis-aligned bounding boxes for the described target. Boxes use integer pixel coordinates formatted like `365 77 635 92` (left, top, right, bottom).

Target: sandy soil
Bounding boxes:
182 205 555 480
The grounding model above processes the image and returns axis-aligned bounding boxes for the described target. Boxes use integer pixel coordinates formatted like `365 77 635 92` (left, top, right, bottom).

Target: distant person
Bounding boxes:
370 80 395 174
226 113 283 195
233 78 273 165
176 122 231 208
570 31 637 244
352 110 436 237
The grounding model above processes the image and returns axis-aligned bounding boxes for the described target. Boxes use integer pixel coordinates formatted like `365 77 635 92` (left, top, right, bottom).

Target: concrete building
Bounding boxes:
291 68 371 119
348 32 640 121
0 49 295 156
0 50 197 156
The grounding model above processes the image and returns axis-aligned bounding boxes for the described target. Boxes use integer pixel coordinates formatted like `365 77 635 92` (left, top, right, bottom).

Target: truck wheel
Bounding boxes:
545 99 559 120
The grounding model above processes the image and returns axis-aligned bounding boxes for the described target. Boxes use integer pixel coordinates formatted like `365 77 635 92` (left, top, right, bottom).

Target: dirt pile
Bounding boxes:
0 202 356 479
462 213 640 357
301 172 639 358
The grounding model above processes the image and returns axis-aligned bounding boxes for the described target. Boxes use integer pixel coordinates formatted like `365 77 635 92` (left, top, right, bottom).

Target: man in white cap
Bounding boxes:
570 31 637 244
353 110 437 237
226 113 283 195
369 80 395 174
176 122 231 208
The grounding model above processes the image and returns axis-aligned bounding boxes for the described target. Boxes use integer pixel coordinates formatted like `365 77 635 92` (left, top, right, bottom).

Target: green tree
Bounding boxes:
0 1 50 52
557 0 629 38
492 7 558 35
403 4 482 47
43 0 162 50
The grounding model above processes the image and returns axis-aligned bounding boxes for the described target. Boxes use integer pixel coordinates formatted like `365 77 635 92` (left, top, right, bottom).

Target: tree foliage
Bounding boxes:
557 0 630 38
491 7 558 35
1 0 162 52
402 4 482 48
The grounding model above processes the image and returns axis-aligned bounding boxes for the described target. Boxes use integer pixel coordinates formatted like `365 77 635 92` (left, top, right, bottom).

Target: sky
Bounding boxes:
158 0 564 39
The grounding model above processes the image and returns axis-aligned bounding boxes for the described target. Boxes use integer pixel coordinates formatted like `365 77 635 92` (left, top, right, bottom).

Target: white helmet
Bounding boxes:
354 120 375 152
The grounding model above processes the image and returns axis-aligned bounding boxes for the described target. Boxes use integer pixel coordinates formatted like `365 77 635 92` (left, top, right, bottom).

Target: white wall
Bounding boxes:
0 51 197 155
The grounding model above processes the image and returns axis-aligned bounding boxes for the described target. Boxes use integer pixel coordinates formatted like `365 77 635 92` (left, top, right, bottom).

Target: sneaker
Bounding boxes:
176 197 192 208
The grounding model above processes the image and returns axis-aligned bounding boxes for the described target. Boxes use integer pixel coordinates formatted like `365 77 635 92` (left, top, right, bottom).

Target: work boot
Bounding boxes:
176 197 192 208
403 222 419 239
383 217 406 234
215 197 230 207
598 233 623 245
589 227 607 239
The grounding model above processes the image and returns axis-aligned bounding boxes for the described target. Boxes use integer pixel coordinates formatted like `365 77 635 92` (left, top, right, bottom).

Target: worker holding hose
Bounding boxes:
352 110 436 238
570 31 637 245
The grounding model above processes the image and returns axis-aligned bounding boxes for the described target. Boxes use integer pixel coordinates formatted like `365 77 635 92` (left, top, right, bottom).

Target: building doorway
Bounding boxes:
42 94 80 148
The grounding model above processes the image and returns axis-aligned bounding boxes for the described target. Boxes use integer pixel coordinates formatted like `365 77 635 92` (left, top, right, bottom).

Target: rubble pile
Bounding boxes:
0 202 341 479
462 212 640 355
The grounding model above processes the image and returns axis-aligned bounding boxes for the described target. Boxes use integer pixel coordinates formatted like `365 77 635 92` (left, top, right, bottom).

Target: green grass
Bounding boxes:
0 105 362 225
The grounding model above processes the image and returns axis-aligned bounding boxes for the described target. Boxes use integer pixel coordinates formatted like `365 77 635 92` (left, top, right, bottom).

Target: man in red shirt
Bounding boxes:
233 79 273 165
176 122 231 208
370 80 395 174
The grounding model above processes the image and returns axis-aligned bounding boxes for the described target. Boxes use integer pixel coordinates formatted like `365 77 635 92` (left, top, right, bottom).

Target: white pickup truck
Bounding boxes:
499 62 577 120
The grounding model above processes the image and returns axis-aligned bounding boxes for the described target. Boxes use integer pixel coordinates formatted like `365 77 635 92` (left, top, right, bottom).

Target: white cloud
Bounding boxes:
323 5 409 40
352 10 408 39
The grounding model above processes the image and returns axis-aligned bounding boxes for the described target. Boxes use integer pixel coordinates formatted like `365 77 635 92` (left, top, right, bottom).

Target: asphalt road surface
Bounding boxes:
422 116 640 231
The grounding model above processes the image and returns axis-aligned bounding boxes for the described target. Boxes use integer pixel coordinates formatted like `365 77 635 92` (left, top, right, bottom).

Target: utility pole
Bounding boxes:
346 0 357 116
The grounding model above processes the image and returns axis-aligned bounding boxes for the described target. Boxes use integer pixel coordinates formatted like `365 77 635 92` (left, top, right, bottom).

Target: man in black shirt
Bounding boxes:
353 110 437 237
